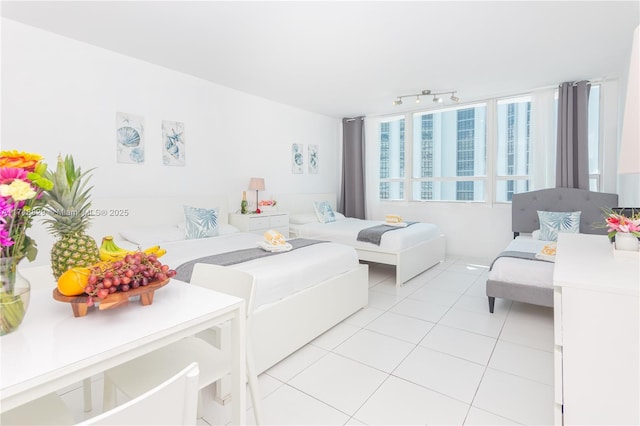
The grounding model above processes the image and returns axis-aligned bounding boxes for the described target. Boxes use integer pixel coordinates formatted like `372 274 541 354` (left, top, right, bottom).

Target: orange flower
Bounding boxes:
0 150 43 172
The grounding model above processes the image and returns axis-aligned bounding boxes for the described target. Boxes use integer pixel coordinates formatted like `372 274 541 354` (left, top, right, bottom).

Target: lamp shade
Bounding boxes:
248 177 265 191
619 25 640 174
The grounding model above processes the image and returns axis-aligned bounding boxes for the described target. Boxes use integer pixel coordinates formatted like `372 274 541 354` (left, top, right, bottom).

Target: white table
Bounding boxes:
0 280 246 425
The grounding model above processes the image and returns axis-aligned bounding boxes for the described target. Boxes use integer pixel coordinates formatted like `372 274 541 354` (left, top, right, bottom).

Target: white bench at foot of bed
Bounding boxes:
357 234 446 286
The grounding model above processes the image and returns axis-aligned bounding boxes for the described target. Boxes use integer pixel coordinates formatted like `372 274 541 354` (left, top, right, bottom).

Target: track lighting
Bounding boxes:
393 89 459 106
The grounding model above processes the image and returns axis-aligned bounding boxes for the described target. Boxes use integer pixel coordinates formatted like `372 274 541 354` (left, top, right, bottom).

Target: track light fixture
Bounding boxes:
393 89 460 106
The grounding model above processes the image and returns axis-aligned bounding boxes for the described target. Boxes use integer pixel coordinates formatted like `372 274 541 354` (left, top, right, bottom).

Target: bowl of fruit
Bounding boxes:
53 238 177 317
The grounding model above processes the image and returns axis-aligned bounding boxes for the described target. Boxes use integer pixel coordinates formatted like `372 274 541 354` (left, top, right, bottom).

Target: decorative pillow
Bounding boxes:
531 229 541 240
183 206 219 239
290 213 320 225
537 210 581 242
313 201 336 223
177 222 238 236
119 226 185 247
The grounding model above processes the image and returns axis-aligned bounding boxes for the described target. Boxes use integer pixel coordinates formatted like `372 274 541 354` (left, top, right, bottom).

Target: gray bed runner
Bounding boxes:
489 250 551 271
175 238 327 282
356 222 418 246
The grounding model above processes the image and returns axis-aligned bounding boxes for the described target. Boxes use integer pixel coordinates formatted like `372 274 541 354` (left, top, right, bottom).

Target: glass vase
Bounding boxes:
615 233 639 252
0 257 31 336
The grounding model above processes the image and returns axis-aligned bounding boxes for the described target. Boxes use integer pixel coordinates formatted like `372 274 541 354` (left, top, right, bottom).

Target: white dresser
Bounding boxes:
553 233 639 425
228 211 289 237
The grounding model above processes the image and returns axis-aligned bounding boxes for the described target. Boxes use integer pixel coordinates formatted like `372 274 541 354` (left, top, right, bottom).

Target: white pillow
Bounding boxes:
183 205 219 239
313 201 336 223
119 226 185 247
290 213 320 225
531 229 541 240
334 212 346 220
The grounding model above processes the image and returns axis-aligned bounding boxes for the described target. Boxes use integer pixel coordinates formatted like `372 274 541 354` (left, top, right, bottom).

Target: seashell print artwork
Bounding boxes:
292 143 303 174
116 112 145 164
117 126 141 147
162 120 185 166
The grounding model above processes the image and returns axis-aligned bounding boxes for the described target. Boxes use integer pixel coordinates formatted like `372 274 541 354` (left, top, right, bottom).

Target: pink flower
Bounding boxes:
0 227 13 247
0 167 28 184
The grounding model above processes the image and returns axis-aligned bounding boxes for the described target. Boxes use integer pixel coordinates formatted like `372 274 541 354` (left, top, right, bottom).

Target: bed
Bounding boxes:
278 193 446 287
85 195 369 376
487 188 618 313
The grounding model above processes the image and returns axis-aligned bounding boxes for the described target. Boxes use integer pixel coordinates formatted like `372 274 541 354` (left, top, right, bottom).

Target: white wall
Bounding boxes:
1 19 341 264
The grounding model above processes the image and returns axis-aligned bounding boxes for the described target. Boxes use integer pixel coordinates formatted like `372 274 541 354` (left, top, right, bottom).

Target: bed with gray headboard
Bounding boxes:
486 188 619 313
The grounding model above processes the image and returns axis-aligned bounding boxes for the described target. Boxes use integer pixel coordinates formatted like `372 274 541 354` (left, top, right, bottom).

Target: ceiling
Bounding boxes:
2 1 639 118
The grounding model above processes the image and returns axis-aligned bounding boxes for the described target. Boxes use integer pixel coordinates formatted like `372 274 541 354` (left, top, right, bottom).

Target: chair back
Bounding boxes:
190 263 256 316
79 362 199 425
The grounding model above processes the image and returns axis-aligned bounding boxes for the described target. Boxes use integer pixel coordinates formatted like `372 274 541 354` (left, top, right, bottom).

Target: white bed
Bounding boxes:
82 195 369 376
279 193 445 287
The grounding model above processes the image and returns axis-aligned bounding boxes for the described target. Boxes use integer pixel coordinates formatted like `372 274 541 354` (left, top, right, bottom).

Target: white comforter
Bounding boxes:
488 237 555 289
290 218 441 252
159 233 359 309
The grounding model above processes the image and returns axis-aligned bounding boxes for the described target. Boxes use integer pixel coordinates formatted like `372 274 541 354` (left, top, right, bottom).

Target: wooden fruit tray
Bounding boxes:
53 278 170 317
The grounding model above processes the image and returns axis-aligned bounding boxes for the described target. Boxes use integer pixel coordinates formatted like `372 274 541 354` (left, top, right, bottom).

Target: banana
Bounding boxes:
99 236 129 261
99 236 166 261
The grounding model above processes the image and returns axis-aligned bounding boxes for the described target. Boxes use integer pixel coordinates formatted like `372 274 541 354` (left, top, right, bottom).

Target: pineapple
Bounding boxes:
42 155 100 279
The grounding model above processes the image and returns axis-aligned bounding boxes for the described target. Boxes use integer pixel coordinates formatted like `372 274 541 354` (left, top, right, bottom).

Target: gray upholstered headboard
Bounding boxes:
512 188 618 235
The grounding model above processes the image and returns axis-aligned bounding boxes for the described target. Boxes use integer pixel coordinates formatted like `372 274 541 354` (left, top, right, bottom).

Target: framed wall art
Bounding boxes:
308 144 318 174
292 143 303 174
116 112 145 164
161 120 185 166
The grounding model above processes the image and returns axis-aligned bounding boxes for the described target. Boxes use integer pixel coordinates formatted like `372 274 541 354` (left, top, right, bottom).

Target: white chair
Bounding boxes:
0 362 200 426
102 263 263 424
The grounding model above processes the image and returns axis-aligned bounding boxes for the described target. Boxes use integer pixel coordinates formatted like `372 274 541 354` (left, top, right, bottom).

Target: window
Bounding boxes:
496 96 531 202
379 116 405 200
411 104 487 201
588 85 600 190
376 84 604 204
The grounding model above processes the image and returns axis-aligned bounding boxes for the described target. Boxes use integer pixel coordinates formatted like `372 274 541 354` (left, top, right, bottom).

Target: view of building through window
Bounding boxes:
378 85 600 202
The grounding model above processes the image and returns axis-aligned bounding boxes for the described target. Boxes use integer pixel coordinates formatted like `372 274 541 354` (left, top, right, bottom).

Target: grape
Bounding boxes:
97 288 109 299
102 278 113 289
120 284 130 292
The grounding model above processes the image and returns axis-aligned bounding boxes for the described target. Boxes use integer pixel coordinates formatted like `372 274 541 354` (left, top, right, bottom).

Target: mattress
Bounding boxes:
290 218 441 252
159 232 359 309
488 236 555 289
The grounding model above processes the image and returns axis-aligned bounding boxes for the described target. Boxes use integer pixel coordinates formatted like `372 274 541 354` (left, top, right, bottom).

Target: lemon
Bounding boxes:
57 267 91 296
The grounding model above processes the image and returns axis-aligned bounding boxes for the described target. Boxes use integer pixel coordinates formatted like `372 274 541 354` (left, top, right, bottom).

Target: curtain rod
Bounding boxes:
344 116 365 122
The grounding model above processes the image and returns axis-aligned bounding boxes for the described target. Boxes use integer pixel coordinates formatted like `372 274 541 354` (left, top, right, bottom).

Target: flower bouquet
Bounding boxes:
1 151 53 334
602 209 640 252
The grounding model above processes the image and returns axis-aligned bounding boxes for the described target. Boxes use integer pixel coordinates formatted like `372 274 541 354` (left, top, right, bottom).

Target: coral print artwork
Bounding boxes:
116 112 145 164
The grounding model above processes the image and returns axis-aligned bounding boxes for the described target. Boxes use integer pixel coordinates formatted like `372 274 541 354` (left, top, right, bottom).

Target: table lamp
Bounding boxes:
248 177 265 213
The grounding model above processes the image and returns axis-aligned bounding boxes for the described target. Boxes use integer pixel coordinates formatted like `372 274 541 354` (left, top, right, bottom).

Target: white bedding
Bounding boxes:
488 237 555 289
290 218 441 252
159 233 359 309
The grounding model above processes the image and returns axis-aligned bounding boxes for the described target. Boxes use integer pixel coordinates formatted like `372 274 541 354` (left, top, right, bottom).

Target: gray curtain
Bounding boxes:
556 81 591 189
339 117 366 219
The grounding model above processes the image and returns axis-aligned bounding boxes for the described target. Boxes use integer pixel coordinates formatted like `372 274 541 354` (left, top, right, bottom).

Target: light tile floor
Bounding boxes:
58 256 555 425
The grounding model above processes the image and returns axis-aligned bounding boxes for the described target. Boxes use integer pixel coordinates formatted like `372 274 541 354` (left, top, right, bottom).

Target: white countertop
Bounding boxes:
554 233 640 296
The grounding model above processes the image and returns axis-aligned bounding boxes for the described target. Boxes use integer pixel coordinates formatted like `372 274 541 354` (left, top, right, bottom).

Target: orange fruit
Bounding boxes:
57 267 91 296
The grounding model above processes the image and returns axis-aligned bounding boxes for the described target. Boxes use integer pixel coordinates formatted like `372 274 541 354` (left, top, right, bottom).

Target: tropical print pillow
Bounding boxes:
183 206 219 239
537 210 581 242
313 201 336 223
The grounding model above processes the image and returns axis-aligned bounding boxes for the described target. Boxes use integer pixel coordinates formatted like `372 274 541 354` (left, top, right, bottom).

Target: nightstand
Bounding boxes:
228 211 289 237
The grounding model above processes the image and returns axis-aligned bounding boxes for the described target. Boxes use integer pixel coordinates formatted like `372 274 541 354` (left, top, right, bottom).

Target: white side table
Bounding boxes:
229 211 289 238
